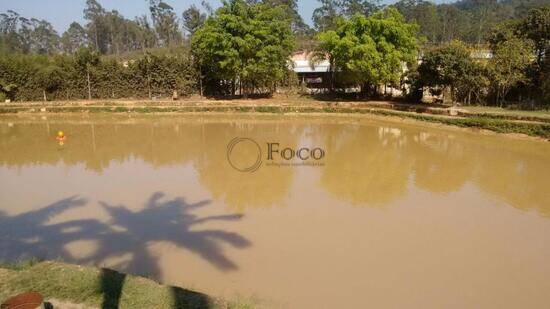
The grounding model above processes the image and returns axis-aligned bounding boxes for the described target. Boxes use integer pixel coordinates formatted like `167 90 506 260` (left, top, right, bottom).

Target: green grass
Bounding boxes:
320 107 550 139
0 261 254 309
459 106 550 123
461 106 550 117
406 114 550 138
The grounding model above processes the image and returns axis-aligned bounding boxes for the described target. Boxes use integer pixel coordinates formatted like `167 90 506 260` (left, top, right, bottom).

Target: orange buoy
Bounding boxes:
56 131 66 146
56 131 66 141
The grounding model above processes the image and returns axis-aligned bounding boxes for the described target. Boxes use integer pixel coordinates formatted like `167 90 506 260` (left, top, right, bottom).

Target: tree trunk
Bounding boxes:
239 78 242 96
43 90 47 102
94 28 99 51
199 67 203 97
148 74 152 99
86 67 92 100
361 83 367 96
450 85 455 106
199 76 203 97
496 86 500 107
329 58 335 93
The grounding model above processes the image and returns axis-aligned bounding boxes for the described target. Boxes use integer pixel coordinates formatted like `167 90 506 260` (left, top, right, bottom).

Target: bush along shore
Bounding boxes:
1 100 549 140
0 259 254 309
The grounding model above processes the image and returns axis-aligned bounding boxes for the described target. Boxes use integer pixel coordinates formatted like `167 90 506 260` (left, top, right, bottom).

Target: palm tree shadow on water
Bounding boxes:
0 193 251 309
93 192 251 308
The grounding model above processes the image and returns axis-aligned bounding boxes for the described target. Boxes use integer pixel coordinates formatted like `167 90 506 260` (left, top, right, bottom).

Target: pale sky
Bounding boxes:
0 0 448 33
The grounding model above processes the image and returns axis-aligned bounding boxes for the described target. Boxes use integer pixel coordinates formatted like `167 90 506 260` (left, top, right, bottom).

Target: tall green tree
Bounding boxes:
519 6 549 67
469 0 498 44
488 36 534 106
312 0 342 32
341 0 381 17
488 6 549 104
418 40 474 103
316 8 418 94
0 11 60 54
36 64 65 101
149 0 181 46
393 0 439 42
192 0 294 96
61 22 88 54
312 0 382 32
437 4 468 42
29 18 59 54
0 10 24 53
263 0 312 35
84 0 108 53
74 47 100 99
135 15 157 50
182 5 206 36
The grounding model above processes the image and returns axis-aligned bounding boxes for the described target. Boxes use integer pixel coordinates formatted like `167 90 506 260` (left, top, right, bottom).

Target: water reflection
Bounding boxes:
313 119 550 215
474 146 550 217
410 132 476 194
193 121 298 211
318 125 413 206
1 114 549 216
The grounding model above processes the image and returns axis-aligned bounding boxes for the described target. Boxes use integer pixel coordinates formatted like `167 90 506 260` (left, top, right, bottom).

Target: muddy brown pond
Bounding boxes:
1 114 550 308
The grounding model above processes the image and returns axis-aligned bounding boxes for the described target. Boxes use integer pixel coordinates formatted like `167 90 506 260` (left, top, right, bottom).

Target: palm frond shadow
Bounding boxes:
0 192 251 308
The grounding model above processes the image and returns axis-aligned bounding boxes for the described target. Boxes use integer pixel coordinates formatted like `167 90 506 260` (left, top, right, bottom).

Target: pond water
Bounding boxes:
1 114 549 308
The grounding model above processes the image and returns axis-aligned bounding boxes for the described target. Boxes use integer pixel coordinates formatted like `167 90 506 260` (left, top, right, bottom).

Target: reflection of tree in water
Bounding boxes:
0 116 298 210
0 117 205 172
316 121 550 216
0 193 251 307
408 131 550 216
2 116 550 216
319 125 413 206
408 132 475 193
194 121 298 211
473 143 550 217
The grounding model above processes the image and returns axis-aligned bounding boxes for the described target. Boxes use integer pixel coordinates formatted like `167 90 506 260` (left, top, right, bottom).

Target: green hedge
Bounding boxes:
0 51 197 101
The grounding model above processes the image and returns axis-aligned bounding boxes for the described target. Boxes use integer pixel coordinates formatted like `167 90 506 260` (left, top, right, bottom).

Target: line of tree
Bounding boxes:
0 0 307 55
0 0 549 107
310 3 549 107
408 5 549 107
312 0 549 45
3 0 546 56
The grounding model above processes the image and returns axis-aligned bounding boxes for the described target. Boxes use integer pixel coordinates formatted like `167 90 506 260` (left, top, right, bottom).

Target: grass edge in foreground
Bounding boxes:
0 260 254 309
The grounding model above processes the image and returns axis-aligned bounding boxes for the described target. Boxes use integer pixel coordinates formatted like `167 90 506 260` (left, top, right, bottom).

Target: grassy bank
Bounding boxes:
1 99 549 139
0 260 252 309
